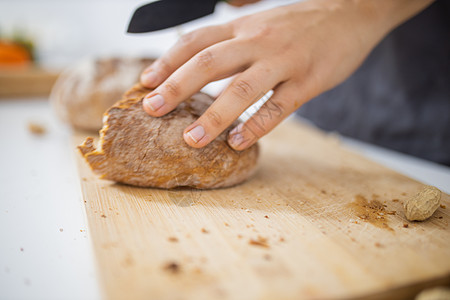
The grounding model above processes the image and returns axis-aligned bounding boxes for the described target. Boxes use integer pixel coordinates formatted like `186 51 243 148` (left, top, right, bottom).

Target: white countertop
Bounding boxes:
1 98 449 300
1 1 450 299
0 99 101 300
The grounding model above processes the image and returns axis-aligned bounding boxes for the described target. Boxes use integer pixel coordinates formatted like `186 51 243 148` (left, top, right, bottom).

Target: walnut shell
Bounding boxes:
404 185 441 221
50 57 154 131
78 83 259 189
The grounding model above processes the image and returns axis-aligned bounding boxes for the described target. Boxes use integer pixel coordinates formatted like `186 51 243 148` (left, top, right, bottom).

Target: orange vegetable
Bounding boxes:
0 40 32 67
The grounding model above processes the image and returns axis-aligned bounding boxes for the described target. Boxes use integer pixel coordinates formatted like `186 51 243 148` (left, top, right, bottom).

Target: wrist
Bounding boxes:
355 0 435 33
294 0 435 49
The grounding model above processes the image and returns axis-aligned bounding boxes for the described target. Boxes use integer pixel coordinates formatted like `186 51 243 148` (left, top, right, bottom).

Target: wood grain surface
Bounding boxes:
73 120 450 300
0 67 58 98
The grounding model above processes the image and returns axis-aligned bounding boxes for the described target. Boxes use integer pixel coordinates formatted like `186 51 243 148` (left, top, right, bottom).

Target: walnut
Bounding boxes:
404 185 441 221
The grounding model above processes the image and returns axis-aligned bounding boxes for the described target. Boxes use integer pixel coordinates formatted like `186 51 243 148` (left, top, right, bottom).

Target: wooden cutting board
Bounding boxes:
73 120 450 300
0 67 59 98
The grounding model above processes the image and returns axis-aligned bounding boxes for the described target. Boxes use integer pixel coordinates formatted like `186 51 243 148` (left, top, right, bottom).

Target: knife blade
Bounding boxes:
127 0 222 33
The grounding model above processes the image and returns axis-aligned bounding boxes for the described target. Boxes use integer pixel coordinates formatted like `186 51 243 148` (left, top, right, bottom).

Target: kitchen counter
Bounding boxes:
0 98 449 300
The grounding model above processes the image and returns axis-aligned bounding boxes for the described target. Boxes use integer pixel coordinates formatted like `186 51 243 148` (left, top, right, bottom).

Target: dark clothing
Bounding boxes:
296 0 450 166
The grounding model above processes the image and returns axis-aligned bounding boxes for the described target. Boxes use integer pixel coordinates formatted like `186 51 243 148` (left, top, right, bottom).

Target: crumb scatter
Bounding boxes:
163 262 181 274
27 122 46 135
346 194 394 231
249 236 269 248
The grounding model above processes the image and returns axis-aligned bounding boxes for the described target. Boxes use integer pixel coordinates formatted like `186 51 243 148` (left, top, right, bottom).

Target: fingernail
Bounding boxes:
143 94 165 111
229 131 244 148
228 124 246 149
185 125 205 144
141 71 158 87
229 124 241 136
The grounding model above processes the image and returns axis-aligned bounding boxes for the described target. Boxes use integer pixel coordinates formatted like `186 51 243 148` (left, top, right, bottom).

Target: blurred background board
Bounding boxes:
73 120 450 300
0 68 59 98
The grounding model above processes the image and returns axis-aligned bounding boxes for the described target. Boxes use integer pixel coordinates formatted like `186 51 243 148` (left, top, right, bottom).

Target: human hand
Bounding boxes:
226 0 261 7
140 0 433 150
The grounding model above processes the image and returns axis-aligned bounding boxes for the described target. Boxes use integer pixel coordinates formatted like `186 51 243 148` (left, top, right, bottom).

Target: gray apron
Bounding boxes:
296 0 450 166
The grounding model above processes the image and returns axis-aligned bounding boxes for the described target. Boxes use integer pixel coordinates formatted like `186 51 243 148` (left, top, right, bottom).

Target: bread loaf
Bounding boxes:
51 57 154 131
78 83 259 189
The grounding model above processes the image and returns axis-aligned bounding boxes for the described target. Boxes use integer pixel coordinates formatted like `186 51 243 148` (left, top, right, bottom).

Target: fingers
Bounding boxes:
142 39 253 117
140 25 233 88
227 0 261 7
182 63 285 148
227 81 307 150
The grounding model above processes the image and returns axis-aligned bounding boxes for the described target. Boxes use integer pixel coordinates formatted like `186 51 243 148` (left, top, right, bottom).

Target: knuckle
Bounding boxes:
245 122 265 139
162 80 181 98
248 24 271 41
194 50 215 71
230 80 255 101
156 58 172 75
205 110 223 127
178 31 197 47
269 99 287 116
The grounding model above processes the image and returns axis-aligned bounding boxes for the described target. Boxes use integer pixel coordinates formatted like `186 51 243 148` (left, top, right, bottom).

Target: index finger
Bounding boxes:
140 25 233 88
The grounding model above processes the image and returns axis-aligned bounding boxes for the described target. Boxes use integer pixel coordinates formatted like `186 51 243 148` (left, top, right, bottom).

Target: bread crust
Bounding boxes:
51 57 154 131
78 83 259 189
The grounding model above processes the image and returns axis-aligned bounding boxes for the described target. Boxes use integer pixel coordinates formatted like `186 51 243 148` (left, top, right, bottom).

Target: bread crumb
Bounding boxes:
249 236 269 248
348 195 392 230
403 223 409 228
168 237 178 242
163 262 180 274
101 214 107 218
201 228 209 234
374 242 384 248
27 122 46 135
440 204 446 209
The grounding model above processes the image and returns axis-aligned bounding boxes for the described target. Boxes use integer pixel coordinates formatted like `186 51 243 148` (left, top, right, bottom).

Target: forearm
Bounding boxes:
351 0 435 35
285 0 434 35
310 0 435 23
286 0 435 62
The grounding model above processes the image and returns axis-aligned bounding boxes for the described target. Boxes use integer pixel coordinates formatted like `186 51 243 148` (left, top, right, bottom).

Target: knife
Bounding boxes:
127 0 224 33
